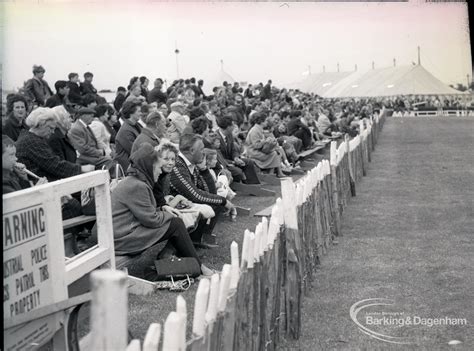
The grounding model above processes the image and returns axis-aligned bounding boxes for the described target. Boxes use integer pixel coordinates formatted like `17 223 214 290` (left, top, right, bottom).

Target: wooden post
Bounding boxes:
230 241 240 290
143 323 161 351
206 273 220 324
90 269 128 351
176 295 187 351
163 312 182 351
192 279 209 338
218 264 232 313
330 141 341 237
241 229 251 269
126 339 141 351
280 178 302 339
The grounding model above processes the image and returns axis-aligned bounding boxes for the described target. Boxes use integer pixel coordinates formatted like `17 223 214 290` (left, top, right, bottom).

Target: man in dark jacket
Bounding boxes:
45 80 70 108
216 115 260 184
114 86 127 112
67 73 83 105
24 65 53 106
261 79 272 101
80 72 97 95
147 78 167 104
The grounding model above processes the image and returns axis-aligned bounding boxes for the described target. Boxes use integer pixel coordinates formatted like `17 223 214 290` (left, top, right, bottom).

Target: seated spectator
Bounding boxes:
183 116 210 137
104 142 213 275
287 110 312 150
100 104 118 146
148 78 167 105
316 109 335 135
131 111 167 153
169 133 236 247
67 73 83 105
89 104 114 157
3 135 47 194
45 80 70 108
203 148 235 200
68 108 114 168
114 100 143 170
3 94 29 141
16 107 94 181
167 101 189 144
125 84 147 105
113 86 127 112
24 65 53 107
82 93 98 109
245 112 285 177
48 105 77 164
216 115 260 184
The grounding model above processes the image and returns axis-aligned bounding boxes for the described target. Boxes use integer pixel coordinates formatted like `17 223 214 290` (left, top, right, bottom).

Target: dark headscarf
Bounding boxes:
127 143 158 188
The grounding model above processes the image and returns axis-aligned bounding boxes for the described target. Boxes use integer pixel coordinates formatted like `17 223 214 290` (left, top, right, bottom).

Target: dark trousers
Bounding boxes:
228 158 260 184
159 217 201 264
189 205 224 243
292 129 312 149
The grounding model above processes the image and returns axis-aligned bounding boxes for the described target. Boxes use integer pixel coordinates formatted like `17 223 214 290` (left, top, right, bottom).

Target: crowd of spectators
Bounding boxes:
3 64 384 276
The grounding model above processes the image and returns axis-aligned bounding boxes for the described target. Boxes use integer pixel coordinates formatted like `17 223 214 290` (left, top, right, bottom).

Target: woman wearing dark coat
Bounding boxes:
107 142 213 275
48 105 78 163
114 101 142 170
3 95 30 141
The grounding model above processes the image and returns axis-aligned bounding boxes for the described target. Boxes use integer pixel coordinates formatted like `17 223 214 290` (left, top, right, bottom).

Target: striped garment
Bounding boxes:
169 155 226 206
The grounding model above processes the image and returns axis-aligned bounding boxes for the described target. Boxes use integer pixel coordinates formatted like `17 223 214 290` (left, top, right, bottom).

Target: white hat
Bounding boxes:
25 107 56 128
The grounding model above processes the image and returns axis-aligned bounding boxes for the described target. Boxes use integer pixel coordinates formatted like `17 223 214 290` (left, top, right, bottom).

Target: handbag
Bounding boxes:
81 163 125 214
154 257 201 280
260 139 278 154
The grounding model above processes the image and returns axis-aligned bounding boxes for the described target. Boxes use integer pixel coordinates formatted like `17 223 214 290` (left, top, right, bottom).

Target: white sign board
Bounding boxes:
3 203 62 350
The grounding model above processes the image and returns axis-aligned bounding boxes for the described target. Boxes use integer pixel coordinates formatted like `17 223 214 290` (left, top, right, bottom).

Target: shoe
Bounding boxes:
202 233 218 245
193 242 219 249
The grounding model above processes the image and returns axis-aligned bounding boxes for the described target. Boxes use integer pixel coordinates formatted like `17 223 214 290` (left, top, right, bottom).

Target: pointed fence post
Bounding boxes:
90 270 128 351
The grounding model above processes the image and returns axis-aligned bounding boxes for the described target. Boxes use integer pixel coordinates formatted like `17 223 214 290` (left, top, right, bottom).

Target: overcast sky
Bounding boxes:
1 0 472 91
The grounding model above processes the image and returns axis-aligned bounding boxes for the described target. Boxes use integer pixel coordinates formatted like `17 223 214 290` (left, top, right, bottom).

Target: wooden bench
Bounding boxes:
63 215 97 257
297 144 326 160
231 182 276 197
254 205 273 218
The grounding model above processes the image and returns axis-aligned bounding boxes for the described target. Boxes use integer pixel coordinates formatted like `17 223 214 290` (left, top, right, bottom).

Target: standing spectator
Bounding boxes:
67 73 83 105
45 80 70 108
148 78 167 105
3 94 29 141
114 101 143 170
139 76 150 99
113 86 127 112
197 79 206 99
24 65 53 107
80 72 97 95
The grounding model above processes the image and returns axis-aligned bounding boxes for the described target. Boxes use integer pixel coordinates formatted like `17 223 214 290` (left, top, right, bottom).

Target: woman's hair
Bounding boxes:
139 76 148 85
203 148 217 163
250 112 267 126
106 105 115 119
7 94 28 114
190 116 209 135
145 111 164 128
2 135 15 154
155 139 179 158
82 94 97 107
94 104 109 118
216 115 234 129
26 107 57 129
51 105 70 129
121 101 141 119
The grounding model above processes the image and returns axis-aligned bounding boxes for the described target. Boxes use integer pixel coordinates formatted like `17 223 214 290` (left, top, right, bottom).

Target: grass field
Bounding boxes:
278 117 474 350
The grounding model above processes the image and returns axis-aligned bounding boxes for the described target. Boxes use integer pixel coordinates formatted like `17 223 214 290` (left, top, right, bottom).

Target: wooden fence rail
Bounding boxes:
86 109 387 351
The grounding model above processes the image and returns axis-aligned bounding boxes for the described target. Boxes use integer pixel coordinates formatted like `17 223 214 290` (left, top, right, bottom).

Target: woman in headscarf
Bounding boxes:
109 142 213 275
